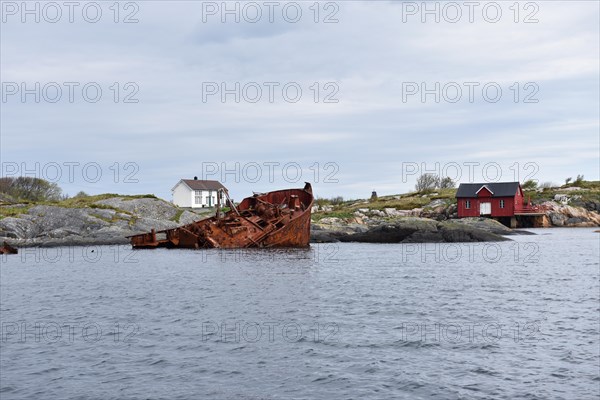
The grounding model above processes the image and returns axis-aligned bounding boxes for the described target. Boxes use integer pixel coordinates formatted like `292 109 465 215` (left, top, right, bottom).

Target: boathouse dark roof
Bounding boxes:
456 182 520 198
181 179 226 191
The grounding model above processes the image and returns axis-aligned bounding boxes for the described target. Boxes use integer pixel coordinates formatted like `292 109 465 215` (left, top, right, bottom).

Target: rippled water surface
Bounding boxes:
1 228 599 399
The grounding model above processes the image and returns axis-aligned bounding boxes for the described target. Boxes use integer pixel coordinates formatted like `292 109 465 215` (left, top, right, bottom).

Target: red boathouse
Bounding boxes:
456 182 546 227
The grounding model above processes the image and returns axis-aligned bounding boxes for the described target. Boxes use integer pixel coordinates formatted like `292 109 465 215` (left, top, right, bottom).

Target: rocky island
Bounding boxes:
1 181 598 248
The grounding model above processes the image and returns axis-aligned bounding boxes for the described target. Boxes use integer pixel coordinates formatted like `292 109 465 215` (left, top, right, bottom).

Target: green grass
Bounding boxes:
0 193 159 220
311 189 458 223
56 193 156 208
523 181 600 204
364 198 430 211
318 188 457 214
0 206 31 220
562 180 600 190
3 193 157 208
89 212 124 224
171 209 184 223
312 211 355 222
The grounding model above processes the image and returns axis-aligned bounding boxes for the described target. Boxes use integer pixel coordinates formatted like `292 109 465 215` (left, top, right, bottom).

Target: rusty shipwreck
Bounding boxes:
128 183 314 249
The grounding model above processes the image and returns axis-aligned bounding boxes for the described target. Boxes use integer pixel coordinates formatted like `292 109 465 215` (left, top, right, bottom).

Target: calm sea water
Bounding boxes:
1 228 599 399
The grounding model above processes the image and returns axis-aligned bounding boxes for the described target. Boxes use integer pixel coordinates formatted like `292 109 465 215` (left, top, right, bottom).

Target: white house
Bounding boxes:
171 177 227 208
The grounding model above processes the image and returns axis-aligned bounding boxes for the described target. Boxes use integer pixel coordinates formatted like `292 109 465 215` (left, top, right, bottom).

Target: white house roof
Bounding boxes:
172 179 227 192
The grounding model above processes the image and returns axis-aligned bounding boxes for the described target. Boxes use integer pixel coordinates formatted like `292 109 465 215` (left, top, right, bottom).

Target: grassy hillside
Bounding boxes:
313 188 457 221
0 193 158 220
523 181 600 203
313 181 600 221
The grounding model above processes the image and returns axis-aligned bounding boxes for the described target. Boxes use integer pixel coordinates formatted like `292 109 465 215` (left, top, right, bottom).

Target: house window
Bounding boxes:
465 200 471 209
194 190 202 204
500 199 505 208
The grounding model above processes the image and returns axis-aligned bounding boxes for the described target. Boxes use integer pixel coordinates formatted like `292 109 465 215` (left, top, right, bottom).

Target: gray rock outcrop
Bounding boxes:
541 201 600 227
0 197 212 247
311 217 510 243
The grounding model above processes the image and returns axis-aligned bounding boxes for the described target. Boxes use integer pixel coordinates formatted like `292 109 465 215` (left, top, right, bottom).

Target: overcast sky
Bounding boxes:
1 1 598 201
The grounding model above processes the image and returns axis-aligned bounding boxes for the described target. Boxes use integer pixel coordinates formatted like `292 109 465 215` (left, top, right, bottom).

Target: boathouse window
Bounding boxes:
194 191 202 204
500 200 505 208
465 200 471 209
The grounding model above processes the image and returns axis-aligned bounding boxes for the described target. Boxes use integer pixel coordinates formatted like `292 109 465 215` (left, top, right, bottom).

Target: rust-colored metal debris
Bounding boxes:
0 241 18 255
128 183 314 249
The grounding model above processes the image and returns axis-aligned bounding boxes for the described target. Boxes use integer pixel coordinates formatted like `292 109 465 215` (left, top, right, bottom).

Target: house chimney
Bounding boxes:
194 176 198 180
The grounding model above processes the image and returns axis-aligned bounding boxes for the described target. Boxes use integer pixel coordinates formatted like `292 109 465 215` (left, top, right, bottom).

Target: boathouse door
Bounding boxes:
480 202 491 215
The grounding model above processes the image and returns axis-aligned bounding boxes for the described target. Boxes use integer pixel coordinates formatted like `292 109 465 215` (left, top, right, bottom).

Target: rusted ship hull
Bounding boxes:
128 183 314 249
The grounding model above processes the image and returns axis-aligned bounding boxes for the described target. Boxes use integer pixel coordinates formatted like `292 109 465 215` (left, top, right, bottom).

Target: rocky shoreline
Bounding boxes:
0 197 209 248
311 217 515 244
0 195 598 248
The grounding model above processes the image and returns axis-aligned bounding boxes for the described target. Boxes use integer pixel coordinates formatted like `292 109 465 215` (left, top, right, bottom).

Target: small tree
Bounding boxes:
574 174 584 185
0 177 12 194
0 177 62 202
565 177 572 185
439 177 455 189
522 179 538 191
539 181 556 189
415 173 439 192
74 191 89 198
315 197 330 207
330 196 344 205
